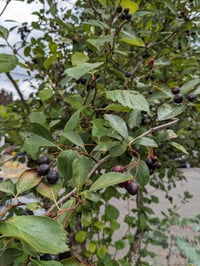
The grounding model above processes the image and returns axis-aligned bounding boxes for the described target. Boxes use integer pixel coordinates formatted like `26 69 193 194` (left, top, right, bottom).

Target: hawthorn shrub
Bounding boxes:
0 0 200 265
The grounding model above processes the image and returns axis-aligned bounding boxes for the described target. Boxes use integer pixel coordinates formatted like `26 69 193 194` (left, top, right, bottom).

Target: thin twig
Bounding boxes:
88 0 102 20
6 72 30 114
129 118 179 145
0 0 11 17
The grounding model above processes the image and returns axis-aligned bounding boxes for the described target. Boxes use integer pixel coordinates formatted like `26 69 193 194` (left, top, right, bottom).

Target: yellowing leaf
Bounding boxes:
116 0 139 14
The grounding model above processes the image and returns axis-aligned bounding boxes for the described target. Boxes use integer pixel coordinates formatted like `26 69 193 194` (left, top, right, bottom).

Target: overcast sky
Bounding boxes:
0 0 75 99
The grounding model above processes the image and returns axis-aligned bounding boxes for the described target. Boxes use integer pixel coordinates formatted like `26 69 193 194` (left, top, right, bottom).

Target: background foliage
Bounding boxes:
0 0 200 265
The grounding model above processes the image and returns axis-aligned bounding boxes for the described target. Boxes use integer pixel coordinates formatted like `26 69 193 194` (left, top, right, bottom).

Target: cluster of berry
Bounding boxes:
116 6 132 21
112 165 138 196
172 87 197 104
146 156 161 175
37 156 59 184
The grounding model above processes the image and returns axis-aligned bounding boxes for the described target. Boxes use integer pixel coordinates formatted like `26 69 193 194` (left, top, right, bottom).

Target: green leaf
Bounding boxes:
157 103 186 121
181 79 200 94
130 158 150 186
110 143 127 157
0 216 68 254
22 132 59 159
88 242 97 253
154 57 171 66
0 248 22 265
0 26 9 40
38 89 54 102
165 1 177 15
57 198 76 225
29 112 46 124
44 54 57 69
106 90 149 113
134 137 158 147
29 123 53 140
0 179 15 195
116 0 139 14
16 169 42 195
65 62 104 80
64 110 80 131
72 155 92 192
62 131 85 150
61 257 83 266
170 142 188 154
128 110 141 128
105 103 131 112
87 35 113 49
36 180 63 201
0 54 18 72
105 204 119 220
65 95 83 109
30 260 63 266
75 230 87 243
104 114 129 139
120 31 144 47
174 237 200 265
71 52 89 66
57 150 78 180
89 172 132 192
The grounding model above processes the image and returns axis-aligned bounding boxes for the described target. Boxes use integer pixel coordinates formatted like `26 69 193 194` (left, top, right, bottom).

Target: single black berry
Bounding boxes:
173 94 183 104
47 169 59 184
119 180 131 188
38 155 50 165
37 164 50 176
153 161 162 169
171 87 180 95
80 77 87 85
120 13 127 20
146 158 154 168
187 93 197 102
124 8 130 14
126 181 138 195
125 13 132 20
116 5 122 13
125 71 131 78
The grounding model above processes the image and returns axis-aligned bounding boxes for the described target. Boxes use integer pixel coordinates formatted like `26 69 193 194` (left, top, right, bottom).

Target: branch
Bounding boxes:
129 118 179 145
6 72 30 114
0 0 11 17
46 154 111 215
88 0 103 21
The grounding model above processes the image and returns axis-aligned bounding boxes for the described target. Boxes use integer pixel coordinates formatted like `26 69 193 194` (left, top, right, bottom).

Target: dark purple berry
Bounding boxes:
124 8 130 14
125 13 132 20
187 93 197 102
119 180 131 188
38 155 50 165
37 164 50 176
173 94 183 104
153 161 162 169
151 155 158 162
126 181 138 195
125 71 131 78
0 177 4 182
146 158 154 168
112 165 124 173
116 5 122 13
47 169 59 184
171 87 180 95
120 13 127 20
80 77 87 85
